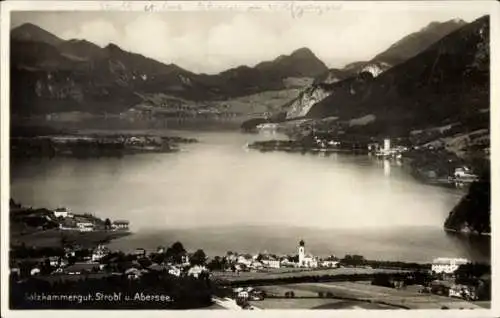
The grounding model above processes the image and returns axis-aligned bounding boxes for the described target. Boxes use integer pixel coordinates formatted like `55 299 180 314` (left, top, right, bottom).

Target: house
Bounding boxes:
49 256 61 267
237 255 253 267
92 245 109 262
64 247 77 258
63 262 100 275
181 254 190 266
237 291 249 299
53 207 70 218
431 258 469 274
448 284 477 300
133 248 146 257
454 167 478 180
260 255 280 269
320 260 339 268
30 267 41 276
250 261 264 270
76 222 94 232
168 266 181 277
187 265 208 278
112 220 129 231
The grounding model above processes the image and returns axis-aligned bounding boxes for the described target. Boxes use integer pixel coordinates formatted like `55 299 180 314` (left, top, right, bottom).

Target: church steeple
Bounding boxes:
298 240 305 265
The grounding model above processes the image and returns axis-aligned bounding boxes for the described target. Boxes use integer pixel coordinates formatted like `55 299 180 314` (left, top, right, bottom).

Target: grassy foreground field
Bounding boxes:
254 282 487 310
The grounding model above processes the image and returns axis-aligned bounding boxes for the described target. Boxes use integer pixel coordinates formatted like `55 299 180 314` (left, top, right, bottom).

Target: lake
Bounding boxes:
10 130 490 263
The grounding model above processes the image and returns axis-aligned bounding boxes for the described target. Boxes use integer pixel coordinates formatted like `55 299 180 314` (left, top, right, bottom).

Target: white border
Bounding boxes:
1 1 499 318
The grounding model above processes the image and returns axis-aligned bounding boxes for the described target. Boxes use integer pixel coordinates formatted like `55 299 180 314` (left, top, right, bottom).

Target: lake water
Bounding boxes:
10 130 490 263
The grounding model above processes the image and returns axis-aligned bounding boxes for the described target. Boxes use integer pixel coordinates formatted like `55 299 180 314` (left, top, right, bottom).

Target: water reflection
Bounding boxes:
384 159 391 176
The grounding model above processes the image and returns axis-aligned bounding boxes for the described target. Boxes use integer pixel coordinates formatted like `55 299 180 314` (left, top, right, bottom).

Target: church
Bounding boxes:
297 240 318 268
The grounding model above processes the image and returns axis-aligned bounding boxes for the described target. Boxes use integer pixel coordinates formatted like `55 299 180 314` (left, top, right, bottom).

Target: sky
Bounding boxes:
11 8 487 74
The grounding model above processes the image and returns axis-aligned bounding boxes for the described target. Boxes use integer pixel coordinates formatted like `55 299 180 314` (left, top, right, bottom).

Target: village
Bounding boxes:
9 204 491 311
248 135 480 189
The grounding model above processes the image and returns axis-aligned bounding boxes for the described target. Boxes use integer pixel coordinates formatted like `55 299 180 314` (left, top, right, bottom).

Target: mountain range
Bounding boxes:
11 23 327 115
280 15 489 139
10 18 472 117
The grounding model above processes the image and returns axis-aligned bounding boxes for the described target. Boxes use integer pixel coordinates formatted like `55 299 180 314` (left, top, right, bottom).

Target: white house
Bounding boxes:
454 167 478 182
298 240 318 268
320 260 339 268
49 256 61 267
431 258 469 274
187 265 208 278
112 220 130 231
237 291 249 299
30 267 41 276
53 207 69 218
260 255 281 269
250 261 264 270
237 255 253 267
92 245 109 262
76 222 94 232
181 254 190 266
168 266 181 277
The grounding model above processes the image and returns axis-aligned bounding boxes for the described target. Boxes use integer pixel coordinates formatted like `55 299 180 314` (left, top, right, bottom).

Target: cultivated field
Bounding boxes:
212 267 408 282
256 281 487 310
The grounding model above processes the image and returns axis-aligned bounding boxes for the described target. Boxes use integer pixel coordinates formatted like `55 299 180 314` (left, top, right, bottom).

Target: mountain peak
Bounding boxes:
104 43 123 51
290 47 316 58
11 22 63 46
451 18 466 25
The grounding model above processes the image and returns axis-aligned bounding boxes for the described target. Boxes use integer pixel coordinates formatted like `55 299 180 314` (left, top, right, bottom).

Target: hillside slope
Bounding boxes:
304 15 489 137
289 19 468 121
444 172 490 234
10 24 326 115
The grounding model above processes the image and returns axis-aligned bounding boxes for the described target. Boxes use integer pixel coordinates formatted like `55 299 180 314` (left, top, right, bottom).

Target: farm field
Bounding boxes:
212 267 409 282
256 281 487 310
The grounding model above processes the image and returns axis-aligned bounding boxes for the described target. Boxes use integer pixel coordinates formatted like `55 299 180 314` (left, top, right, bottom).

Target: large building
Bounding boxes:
298 240 318 268
431 257 469 274
53 207 70 218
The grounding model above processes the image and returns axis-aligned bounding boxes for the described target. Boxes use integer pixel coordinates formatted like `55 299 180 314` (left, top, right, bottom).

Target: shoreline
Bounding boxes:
444 227 491 237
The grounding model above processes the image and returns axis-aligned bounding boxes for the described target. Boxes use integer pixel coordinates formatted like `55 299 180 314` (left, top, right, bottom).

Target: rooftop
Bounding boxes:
113 220 130 224
432 257 469 265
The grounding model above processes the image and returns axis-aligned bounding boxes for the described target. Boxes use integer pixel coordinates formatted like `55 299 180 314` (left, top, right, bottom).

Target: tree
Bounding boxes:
455 262 490 285
138 257 152 268
169 242 186 264
190 249 206 266
207 256 224 271
104 218 111 230
171 242 186 255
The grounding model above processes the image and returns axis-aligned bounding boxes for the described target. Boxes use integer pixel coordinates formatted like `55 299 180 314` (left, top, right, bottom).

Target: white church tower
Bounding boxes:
298 240 305 266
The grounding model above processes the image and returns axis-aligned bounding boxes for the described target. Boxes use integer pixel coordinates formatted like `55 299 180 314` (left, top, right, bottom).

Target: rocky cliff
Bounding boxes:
285 83 336 119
